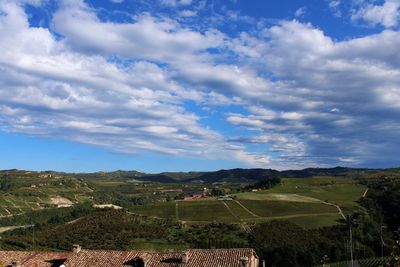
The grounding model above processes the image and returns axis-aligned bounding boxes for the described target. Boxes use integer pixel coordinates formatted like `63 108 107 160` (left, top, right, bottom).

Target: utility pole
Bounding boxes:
347 215 359 267
32 223 34 249
349 219 354 267
30 221 35 250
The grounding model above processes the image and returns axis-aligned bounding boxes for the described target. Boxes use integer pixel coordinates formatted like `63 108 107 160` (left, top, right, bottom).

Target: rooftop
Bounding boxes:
0 248 258 267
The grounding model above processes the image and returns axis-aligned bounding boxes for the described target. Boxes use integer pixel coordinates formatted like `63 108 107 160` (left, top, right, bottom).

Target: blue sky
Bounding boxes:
0 0 399 172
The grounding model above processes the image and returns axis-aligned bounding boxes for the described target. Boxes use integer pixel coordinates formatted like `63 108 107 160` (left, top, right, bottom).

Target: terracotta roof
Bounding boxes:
0 251 69 267
0 248 257 267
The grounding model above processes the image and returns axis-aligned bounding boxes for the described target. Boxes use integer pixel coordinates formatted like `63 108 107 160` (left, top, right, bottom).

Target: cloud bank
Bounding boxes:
0 0 399 169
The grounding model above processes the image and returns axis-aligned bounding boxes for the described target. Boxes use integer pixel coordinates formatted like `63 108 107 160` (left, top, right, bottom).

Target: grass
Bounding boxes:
88 179 127 188
238 199 338 218
0 175 367 229
236 177 366 216
129 202 176 220
224 200 257 219
0 185 91 217
267 177 366 204
178 200 237 223
120 177 366 229
285 213 343 229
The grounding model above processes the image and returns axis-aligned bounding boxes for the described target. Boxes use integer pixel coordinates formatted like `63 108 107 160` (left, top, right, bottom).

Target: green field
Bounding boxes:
0 186 94 217
129 202 176 219
178 200 236 223
224 200 257 219
0 171 367 229
126 198 345 228
264 177 366 206
236 177 366 213
238 199 337 218
0 172 93 218
123 177 366 229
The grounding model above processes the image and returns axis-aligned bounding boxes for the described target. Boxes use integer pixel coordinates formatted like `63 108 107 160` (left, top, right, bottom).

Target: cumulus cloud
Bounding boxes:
52 0 225 65
0 1 267 167
352 0 400 28
1 0 400 170
225 20 400 167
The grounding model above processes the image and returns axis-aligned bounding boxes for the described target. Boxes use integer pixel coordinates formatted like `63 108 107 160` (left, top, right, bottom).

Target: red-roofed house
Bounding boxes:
0 247 259 267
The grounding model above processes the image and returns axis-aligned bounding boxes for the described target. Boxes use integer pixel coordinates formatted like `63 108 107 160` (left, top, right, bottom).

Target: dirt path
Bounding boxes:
24 201 35 210
4 198 23 213
0 225 33 233
66 217 84 225
234 200 260 218
363 188 369 198
36 196 44 202
319 201 346 220
222 201 241 221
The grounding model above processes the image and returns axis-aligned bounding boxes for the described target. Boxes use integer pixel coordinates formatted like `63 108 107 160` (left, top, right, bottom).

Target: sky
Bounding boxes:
0 0 400 173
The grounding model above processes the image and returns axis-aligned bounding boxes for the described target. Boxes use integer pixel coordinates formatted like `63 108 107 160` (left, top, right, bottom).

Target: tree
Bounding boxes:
391 227 400 267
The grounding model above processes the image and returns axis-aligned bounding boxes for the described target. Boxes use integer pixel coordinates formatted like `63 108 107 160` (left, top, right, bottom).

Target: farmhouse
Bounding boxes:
183 188 211 201
183 193 203 200
0 247 259 267
217 195 233 201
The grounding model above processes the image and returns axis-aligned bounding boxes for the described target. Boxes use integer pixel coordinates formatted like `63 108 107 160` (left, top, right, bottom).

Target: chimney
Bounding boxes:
11 262 21 267
182 251 189 264
73 244 82 253
240 256 249 267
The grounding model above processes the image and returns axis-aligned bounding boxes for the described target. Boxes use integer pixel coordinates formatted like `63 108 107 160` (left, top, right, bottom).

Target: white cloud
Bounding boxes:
328 0 342 17
294 7 307 18
161 0 192 7
179 9 197 17
0 1 266 167
52 1 225 64
222 19 400 167
1 0 400 170
227 115 264 128
352 0 400 28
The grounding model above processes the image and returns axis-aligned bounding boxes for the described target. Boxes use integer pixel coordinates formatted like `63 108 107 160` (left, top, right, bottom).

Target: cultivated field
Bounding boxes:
0 171 367 229
0 171 93 218
129 177 367 229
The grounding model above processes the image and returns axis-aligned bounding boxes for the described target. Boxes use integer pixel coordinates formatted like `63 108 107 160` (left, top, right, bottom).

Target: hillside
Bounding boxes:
0 168 399 266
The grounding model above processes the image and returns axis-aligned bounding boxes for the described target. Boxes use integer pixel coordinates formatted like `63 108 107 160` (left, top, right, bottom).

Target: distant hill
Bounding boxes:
2 167 400 184
186 168 280 183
